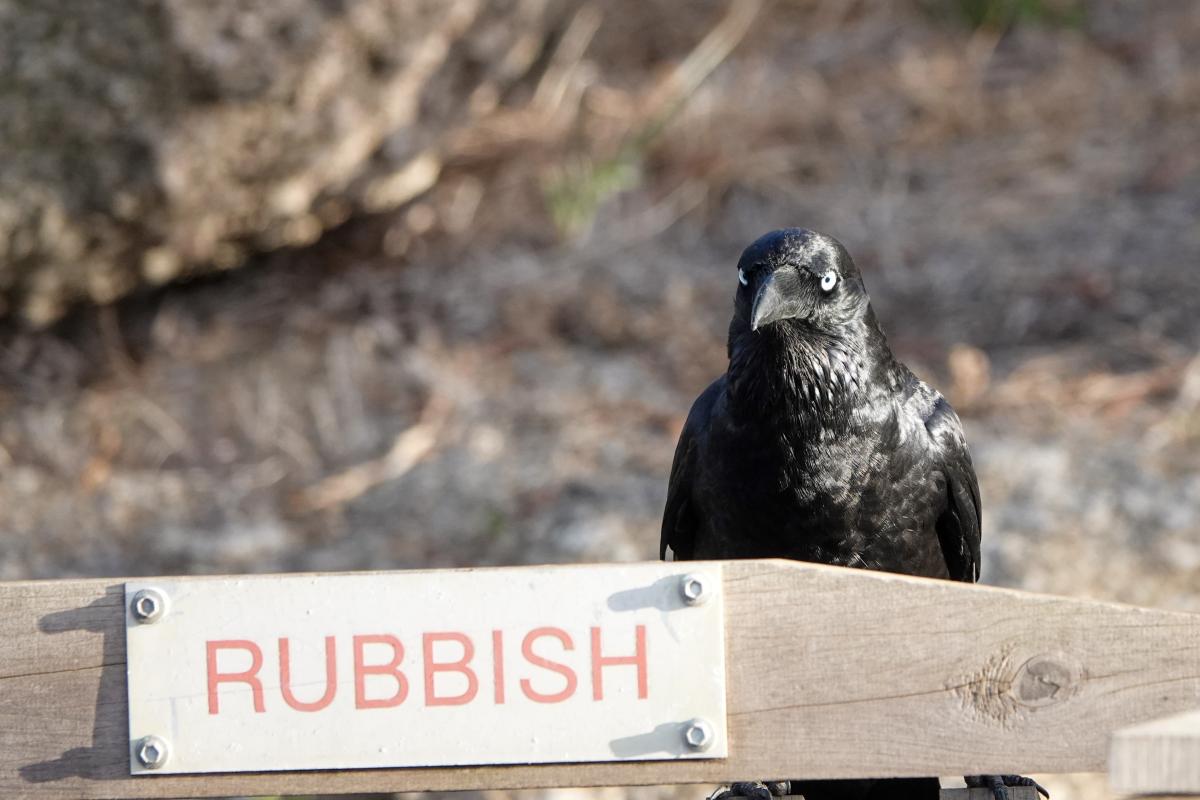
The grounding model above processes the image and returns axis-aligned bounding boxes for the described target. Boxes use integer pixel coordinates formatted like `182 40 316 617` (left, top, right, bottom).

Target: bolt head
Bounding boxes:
679 573 709 605
683 718 714 751
131 588 168 624
135 735 169 769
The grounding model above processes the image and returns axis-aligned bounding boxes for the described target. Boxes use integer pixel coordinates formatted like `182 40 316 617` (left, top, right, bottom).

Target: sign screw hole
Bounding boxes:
680 574 709 606
135 735 169 769
683 718 714 751
131 588 168 624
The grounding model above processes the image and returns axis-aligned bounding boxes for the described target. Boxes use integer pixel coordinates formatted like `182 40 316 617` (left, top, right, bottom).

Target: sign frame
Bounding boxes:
124 563 728 775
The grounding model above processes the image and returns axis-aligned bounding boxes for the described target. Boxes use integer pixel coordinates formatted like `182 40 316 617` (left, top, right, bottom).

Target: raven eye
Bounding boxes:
738 268 749 286
820 269 839 292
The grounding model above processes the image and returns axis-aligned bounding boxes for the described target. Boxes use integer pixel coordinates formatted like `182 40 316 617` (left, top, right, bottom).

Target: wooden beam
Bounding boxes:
939 790 1039 800
1110 710 1200 795
1 559 1197 799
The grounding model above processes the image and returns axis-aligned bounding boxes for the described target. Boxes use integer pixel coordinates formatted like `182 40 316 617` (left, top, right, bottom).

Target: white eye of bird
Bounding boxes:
820 269 839 292
738 268 749 286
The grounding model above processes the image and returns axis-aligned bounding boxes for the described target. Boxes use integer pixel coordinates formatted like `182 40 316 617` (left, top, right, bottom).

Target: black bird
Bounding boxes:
660 229 1046 800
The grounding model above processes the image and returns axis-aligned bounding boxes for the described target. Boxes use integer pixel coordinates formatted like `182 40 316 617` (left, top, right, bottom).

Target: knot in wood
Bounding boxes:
952 649 1083 728
1013 654 1082 708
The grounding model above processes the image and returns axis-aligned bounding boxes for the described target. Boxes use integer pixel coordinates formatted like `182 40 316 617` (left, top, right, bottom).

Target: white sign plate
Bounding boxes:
125 563 726 774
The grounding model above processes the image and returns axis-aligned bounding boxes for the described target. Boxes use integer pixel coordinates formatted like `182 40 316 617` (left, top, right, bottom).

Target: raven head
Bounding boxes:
733 228 868 335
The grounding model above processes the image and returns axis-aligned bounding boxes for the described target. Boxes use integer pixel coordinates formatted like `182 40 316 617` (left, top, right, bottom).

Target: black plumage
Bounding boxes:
661 229 1040 800
662 228 979 579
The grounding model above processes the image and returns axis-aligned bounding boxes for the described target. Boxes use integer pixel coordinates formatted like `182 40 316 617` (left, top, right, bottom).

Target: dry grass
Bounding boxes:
2 2 1199 798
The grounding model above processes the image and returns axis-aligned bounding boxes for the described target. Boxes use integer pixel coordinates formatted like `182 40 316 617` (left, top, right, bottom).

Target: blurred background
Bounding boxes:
1 1 1198 798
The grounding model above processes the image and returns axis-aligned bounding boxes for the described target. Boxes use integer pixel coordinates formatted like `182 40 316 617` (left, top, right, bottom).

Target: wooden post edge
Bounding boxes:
0 559 1196 799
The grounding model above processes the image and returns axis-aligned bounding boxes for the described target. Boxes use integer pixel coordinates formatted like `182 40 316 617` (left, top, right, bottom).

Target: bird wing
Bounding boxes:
660 377 723 561
924 394 982 583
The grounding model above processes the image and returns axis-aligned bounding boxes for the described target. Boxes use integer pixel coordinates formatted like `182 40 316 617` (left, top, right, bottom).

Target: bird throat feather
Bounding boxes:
727 323 867 425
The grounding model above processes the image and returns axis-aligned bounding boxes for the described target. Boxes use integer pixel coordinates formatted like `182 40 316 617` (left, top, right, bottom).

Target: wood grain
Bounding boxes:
1110 710 1200 795
938 790 1039 800
1 559 1198 799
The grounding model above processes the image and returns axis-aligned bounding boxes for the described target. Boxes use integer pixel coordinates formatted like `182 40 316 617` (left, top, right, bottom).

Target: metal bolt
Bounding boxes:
135 735 169 769
130 588 168 624
683 718 715 751
679 573 709 605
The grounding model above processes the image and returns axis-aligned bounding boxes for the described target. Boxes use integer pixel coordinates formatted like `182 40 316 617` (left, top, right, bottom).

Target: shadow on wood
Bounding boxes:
13 586 128 785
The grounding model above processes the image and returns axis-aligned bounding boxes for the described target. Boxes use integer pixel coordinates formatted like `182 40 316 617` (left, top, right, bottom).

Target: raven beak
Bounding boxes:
750 271 785 331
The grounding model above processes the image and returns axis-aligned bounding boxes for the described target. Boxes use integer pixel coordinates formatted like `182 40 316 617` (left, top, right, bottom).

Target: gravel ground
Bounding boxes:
2 2 1199 799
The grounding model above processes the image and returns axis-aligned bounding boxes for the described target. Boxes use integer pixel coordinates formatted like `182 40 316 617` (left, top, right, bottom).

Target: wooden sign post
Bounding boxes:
1 559 1197 799
1111 710 1200 795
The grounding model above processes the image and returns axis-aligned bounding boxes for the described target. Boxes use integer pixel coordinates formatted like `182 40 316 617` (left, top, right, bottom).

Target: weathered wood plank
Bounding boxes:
1 559 1198 799
1110 710 1200 795
939 790 1039 800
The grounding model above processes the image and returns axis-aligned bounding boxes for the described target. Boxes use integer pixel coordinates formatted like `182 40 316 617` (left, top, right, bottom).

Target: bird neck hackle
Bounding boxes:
725 310 895 427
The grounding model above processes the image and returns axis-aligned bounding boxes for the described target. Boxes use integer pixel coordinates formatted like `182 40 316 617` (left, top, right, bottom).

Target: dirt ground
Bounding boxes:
2 2 1198 799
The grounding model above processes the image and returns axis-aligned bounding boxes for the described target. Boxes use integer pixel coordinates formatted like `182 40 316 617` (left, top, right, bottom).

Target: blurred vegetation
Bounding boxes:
931 0 1085 29
543 153 642 238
